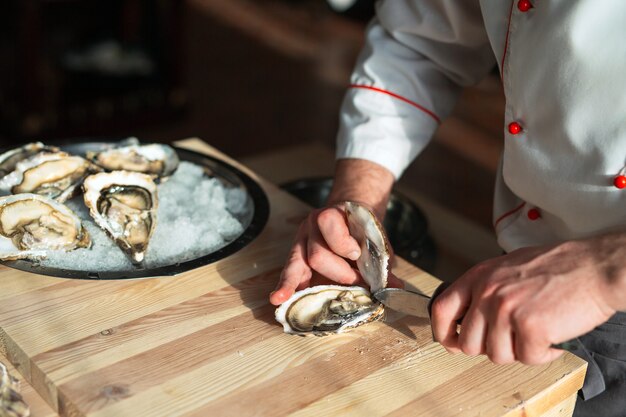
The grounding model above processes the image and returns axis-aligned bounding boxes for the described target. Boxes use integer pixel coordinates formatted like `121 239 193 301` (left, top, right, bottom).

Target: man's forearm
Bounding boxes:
588 232 626 312
327 158 395 220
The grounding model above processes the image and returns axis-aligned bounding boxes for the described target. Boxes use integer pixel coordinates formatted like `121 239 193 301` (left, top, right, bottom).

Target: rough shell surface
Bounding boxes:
0 151 97 203
345 201 390 293
0 193 91 261
275 285 384 336
0 142 59 179
87 140 179 178
0 362 30 417
83 170 158 264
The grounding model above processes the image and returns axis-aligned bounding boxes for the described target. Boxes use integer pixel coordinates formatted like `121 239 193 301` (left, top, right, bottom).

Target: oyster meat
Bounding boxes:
275 201 391 335
0 142 59 178
0 361 30 417
0 193 91 261
87 140 179 178
0 152 98 203
83 171 157 264
275 285 384 336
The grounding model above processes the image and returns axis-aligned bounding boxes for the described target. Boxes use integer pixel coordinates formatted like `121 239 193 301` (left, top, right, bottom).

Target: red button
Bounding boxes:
527 208 541 220
614 175 626 189
517 0 533 12
508 122 523 135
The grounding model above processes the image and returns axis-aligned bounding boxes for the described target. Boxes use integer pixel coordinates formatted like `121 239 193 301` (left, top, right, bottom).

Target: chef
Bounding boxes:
269 1 626 415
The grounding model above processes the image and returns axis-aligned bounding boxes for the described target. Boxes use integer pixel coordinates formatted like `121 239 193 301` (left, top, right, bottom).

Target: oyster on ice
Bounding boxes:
0 142 59 178
0 151 98 203
83 171 157 264
0 193 91 261
275 202 391 336
86 140 179 178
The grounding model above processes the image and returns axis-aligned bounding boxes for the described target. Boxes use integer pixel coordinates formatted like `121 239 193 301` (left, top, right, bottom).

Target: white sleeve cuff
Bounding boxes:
335 87 439 179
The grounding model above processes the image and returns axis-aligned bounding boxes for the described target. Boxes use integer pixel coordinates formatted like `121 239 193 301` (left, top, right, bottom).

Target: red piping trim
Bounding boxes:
349 84 441 124
494 202 526 228
500 0 516 78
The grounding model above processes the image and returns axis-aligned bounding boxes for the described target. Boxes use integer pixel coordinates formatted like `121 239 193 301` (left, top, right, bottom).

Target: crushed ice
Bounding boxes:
38 161 249 272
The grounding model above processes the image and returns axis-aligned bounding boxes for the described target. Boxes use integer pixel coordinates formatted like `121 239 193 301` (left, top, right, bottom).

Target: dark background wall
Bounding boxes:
0 0 505 229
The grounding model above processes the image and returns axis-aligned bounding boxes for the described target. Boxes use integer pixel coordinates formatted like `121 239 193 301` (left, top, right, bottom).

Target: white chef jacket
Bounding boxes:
336 0 626 252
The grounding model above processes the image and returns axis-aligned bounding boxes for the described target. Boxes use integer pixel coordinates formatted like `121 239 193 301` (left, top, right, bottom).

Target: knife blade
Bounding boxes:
372 284 574 351
372 287 433 320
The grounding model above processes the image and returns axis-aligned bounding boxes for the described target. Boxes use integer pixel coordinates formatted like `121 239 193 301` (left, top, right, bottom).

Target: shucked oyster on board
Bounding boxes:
0 151 98 203
86 139 179 179
83 170 158 264
0 193 90 261
275 201 391 336
275 285 385 336
0 362 30 417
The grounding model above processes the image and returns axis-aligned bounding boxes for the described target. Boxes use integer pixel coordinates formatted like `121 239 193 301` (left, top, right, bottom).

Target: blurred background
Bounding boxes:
0 0 506 274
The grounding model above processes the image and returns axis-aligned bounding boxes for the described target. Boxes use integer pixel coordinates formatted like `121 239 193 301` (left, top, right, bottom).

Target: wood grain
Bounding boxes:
0 139 586 417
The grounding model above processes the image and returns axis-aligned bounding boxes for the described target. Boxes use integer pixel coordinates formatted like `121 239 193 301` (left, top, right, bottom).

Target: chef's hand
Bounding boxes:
431 233 626 365
270 158 398 306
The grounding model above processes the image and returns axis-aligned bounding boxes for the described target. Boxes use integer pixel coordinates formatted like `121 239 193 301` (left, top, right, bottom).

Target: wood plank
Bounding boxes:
542 394 577 417
385 356 585 417
0 138 586 417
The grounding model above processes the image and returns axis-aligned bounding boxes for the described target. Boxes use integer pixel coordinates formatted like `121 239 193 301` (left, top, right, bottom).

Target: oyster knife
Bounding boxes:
372 287 434 320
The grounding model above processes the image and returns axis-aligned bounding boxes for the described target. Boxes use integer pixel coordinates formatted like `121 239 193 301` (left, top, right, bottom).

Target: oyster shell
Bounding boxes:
275 202 391 335
0 193 91 261
83 171 157 264
0 152 98 203
86 140 179 178
275 285 384 336
345 201 390 293
0 142 59 178
0 362 30 417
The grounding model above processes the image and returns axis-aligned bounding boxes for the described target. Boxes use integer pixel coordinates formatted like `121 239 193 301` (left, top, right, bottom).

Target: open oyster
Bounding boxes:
86 140 179 178
83 171 157 264
0 152 97 203
275 285 384 336
0 362 30 417
0 193 91 261
275 201 391 336
0 142 59 178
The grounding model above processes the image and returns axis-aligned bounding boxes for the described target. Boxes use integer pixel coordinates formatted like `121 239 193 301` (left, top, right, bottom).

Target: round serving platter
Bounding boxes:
1 140 270 280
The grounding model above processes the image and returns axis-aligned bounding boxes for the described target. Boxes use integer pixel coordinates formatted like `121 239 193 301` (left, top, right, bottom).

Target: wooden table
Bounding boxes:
0 139 586 417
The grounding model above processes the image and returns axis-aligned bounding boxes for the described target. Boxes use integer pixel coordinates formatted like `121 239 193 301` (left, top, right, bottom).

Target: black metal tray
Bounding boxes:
2 140 270 280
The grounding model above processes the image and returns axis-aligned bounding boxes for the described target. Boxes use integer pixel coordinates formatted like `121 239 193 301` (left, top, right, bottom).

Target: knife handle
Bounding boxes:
428 282 576 352
551 340 578 351
427 281 452 320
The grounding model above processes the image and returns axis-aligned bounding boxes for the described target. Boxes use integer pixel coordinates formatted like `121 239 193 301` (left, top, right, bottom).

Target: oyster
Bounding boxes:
83 171 157 264
275 285 384 336
0 361 30 417
0 152 98 203
0 142 59 178
86 140 179 178
275 202 391 335
0 193 91 261
345 201 390 293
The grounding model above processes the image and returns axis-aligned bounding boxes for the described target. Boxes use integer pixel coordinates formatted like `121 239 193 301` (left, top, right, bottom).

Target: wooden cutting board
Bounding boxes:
0 139 586 417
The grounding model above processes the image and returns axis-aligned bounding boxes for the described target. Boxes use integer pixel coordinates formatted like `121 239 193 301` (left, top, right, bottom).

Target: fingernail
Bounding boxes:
269 290 277 298
348 251 360 260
